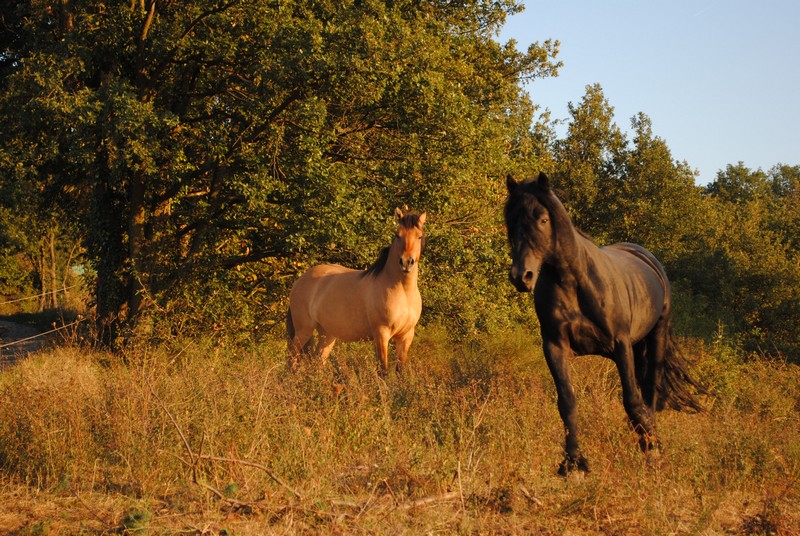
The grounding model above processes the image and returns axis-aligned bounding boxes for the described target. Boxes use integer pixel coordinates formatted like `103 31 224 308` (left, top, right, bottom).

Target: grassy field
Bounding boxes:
0 326 798 534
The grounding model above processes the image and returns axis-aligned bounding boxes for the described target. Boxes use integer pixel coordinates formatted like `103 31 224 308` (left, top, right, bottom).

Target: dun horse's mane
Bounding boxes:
363 246 392 278
363 212 425 278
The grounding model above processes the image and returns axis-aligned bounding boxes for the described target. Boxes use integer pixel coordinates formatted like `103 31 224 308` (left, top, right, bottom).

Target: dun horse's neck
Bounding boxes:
382 253 418 292
385 268 418 292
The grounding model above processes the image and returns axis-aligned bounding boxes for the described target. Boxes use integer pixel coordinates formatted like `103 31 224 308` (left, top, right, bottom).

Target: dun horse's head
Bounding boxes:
394 207 427 273
504 173 556 292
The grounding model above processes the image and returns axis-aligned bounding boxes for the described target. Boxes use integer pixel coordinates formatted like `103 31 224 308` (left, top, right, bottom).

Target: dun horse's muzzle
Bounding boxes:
400 257 416 273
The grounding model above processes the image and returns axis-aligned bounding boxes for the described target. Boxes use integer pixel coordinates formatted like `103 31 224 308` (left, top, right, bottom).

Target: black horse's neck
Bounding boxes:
541 191 593 279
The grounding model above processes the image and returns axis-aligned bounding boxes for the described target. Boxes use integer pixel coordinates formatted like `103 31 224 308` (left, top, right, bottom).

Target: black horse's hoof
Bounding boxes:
638 434 663 454
557 454 590 477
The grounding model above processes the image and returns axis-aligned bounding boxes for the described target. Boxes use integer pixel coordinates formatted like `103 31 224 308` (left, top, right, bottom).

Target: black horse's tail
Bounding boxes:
657 321 708 413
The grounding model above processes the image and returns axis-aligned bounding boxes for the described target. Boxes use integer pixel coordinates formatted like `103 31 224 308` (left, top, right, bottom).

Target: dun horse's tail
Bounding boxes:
286 307 295 341
657 321 708 413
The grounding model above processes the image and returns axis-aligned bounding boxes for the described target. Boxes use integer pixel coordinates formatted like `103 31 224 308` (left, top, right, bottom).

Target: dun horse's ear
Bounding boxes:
537 172 550 190
417 212 427 228
394 207 404 222
506 175 518 193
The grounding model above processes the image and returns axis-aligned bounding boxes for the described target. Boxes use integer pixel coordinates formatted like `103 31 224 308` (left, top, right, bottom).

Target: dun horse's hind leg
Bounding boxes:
315 328 337 363
287 311 316 366
614 339 659 452
289 331 315 362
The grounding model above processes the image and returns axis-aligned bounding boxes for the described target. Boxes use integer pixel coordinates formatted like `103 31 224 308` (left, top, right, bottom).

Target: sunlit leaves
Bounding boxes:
0 0 560 338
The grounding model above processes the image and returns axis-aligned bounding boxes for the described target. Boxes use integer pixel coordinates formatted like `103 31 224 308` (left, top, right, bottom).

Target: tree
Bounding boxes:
705 162 772 204
613 113 707 264
551 83 627 242
0 6 83 314
0 0 560 342
701 163 800 356
767 165 800 251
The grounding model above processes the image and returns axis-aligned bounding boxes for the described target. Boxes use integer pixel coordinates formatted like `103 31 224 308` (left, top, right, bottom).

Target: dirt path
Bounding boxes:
0 320 50 368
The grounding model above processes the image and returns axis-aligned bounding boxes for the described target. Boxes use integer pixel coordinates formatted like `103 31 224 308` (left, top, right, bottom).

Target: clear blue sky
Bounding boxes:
497 1 800 185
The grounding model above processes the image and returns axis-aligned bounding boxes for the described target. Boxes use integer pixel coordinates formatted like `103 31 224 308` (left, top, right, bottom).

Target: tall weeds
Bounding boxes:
0 329 798 533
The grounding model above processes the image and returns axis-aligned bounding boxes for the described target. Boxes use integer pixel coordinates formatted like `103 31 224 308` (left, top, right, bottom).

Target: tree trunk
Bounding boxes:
92 171 128 347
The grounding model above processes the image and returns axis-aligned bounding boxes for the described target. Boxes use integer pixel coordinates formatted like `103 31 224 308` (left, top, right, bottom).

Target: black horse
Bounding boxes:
504 173 705 475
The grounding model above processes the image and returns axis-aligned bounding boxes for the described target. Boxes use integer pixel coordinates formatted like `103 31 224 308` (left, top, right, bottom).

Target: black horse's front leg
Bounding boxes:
544 340 590 475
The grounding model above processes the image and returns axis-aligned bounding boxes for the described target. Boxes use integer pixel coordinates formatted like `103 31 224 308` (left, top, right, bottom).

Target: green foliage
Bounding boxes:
550 83 627 243
0 0 558 341
0 3 797 359
693 164 800 356
121 509 153 532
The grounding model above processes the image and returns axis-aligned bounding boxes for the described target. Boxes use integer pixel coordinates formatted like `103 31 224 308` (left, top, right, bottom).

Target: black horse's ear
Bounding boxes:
537 172 550 190
506 175 518 193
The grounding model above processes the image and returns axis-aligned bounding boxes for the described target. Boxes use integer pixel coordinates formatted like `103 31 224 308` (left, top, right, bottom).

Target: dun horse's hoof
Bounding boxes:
557 454 590 477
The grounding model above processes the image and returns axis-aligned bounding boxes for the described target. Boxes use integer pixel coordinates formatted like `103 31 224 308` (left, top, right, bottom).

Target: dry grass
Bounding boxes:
0 328 798 534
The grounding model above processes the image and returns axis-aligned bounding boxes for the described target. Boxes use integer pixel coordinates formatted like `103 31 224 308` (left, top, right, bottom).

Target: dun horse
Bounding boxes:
287 208 426 374
505 173 705 475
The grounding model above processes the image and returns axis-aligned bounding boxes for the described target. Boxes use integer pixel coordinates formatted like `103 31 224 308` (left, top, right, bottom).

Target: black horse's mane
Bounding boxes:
506 178 593 246
363 212 426 278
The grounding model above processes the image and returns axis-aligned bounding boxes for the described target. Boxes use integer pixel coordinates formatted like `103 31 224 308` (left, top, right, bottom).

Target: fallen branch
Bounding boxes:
198 454 302 500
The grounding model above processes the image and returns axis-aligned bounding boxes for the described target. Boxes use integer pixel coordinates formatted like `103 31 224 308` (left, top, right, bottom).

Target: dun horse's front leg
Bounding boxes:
544 340 590 475
373 329 391 376
393 329 415 373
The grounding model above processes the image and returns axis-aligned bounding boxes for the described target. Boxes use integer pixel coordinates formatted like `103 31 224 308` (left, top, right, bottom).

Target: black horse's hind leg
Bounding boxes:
633 340 648 398
614 339 660 452
643 319 668 413
544 340 590 475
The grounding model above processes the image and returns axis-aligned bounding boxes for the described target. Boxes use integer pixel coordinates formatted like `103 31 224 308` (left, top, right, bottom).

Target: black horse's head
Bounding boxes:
504 173 556 292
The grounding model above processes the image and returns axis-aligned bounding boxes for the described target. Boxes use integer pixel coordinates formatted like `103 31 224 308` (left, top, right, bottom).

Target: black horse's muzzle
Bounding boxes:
509 266 536 292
